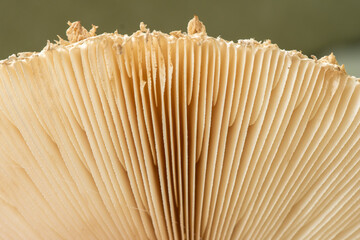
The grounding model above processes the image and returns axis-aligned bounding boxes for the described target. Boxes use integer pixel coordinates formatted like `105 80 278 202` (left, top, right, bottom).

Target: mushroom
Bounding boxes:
0 16 359 240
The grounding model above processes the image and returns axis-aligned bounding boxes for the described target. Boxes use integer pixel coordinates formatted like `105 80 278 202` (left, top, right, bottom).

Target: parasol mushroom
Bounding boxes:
0 16 359 240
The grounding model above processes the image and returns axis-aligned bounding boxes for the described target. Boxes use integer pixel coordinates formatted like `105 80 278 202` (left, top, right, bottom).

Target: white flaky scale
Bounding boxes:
0 16 359 240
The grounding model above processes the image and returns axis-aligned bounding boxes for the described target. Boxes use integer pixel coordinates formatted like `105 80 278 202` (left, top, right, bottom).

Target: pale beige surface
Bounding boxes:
0 18 359 239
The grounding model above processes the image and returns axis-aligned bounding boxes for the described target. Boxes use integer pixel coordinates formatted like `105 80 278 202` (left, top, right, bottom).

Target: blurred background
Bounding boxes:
1 0 359 76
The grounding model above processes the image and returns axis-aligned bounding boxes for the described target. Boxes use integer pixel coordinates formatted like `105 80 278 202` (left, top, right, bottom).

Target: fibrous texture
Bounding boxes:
0 18 359 239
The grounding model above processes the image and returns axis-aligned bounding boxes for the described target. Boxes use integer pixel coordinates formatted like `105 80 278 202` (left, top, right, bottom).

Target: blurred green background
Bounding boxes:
1 0 359 76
